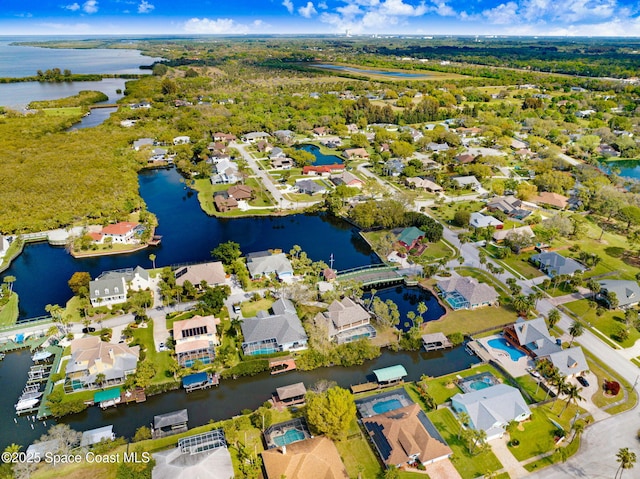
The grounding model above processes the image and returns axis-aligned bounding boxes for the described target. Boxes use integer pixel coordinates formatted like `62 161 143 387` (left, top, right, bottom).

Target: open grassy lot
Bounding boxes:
41 106 83 116
422 303 518 336
563 299 640 348
514 374 549 403
483 245 544 279
240 297 275 318
0 292 19 327
131 322 175 384
428 408 503 479
429 201 485 224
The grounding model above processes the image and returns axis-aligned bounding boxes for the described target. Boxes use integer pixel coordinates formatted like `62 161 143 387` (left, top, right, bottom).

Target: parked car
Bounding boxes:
577 376 590 387
82 327 96 333
158 342 168 351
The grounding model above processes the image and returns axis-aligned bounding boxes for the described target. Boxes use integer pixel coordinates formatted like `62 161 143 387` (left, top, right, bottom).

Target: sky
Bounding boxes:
1 0 639 37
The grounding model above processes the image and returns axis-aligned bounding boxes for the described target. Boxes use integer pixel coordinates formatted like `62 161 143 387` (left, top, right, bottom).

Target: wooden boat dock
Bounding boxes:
269 356 297 375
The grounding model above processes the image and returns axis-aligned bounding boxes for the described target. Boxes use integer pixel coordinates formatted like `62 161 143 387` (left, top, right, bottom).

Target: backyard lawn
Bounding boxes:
240 297 275 318
0 292 19 327
563 299 640 348
335 418 384 479
483 246 544 279
422 303 518 336
131 322 176 384
428 408 503 479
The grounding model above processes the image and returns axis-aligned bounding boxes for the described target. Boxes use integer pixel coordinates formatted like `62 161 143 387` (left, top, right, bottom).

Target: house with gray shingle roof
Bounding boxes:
530 252 586 278
314 297 375 344
544 346 588 378
436 274 498 310
246 251 294 280
504 317 561 358
451 384 531 441
89 266 150 307
597 280 640 309
241 298 308 356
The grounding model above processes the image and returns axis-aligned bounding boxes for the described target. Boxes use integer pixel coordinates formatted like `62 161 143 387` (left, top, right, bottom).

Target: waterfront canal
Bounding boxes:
0 344 478 449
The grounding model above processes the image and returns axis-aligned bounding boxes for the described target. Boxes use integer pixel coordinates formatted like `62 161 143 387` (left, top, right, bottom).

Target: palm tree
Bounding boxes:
95 373 106 389
570 420 585 445
615 447 637 479
569 321 585 347
550 371 567 406
3 443 21 454
2 275 16 293
548 309 561 329
149 253 157 269
512 294 533 317
416 301 428 323
457 411 470 439
559 383 584 417
586 279 601 298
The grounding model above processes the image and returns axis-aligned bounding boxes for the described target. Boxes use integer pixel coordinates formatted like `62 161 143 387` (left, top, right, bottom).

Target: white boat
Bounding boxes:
0 353 5 360
19 390 43 401
31 350 52 362
15 397 40 412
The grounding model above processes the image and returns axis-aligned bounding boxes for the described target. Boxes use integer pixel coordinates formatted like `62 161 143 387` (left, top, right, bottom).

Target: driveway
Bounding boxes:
422 458 462 479
491 435 529 479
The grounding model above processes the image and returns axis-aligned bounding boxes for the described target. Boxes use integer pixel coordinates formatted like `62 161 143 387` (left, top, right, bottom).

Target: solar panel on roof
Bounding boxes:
365 422 393 461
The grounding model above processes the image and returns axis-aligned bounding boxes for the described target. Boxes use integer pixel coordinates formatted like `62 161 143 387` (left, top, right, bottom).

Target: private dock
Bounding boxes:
182 372 219 393
350 365 409 394
269 356 297 375
422 333 453 352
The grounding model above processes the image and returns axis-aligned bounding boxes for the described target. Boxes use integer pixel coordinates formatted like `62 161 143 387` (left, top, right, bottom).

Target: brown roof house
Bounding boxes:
173 315 221 367
262 436 349 479
530 192 569 210
314 297 376 344
66 336 140 390
175 261 226 288
213 191 238 212
344 148 370 160
362 403 452 468
228 184 254 201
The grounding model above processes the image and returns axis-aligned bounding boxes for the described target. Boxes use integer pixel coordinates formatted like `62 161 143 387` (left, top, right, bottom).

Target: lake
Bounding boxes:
600 159 640 181
6 168 379 319
312 63 432 79
297 143 344 166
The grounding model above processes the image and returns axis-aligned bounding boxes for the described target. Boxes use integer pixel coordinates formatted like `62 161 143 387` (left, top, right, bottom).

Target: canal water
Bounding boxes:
0 343 478 450
6 168 379 319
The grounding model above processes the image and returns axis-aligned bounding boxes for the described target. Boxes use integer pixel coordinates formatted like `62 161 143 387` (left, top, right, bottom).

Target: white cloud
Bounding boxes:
138 1 154 13
38 22 92 32
429 0 456 17
183 17 250 34
320 0 432 33
282 0 294 14
63 3 80 11
299 2 318 18
82 0 99 14
482 1 519 24
318 1 328 8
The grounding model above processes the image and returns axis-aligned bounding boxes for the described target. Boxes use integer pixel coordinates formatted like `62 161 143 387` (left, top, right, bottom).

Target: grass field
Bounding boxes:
0 292 19 327
428 408 503 479
422 303 518 336
335 418 384 479
563 299 640 348
131 322 176 384
240 297 275 318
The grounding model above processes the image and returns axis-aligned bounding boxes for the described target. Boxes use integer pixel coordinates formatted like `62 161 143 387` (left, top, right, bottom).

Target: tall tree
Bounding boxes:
2 275 16 293
305 386 356 441
548 309 561 329
558 383 584 417
615 447 637 479
67 271 91 296
569 321 585 347
211 241 242 265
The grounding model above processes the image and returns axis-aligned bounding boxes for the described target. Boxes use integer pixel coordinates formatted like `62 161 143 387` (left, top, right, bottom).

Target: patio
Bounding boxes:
477 334 533 378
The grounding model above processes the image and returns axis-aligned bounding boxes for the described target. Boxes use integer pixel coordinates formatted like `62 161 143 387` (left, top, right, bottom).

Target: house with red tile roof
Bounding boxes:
101 222 140 244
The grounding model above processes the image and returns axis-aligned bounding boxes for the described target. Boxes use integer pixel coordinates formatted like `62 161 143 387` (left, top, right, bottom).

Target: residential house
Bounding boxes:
130 101 151 109
213 191 238 212
384 159 405 177
346 123 359 134
457 127 482 137
173 136 190 145
427 142 449 152
451 384 531 441
405 177 443 193
211 159 240 184
270 157 294 169
343 148 370 160
173 315 220 367
396 226 425 250
530 251 586 278
492 225 536 243
295 179 327 195
597 280 640 309
314 297 376 344
503 317 561 358
241 298 308 355
320 137 342 148
302 164 345 176
246 251 294 280
262 437 348 479
242 131 271 143
452 176 482 191
487 196 531 219
455 153 476 164
330 171 365 188
575 109 596 118
65 336 139 389
212 132 237 143
228 184 253 201
362 403 452 468
597 144 620 157
436 274 498 310
470 212 504 229
269 147 286 159
530 192 569 210
175 261 226 288
273 129 294 143
153 429 234 479
133 138 154 151
543 346 588 378
80 425 116 447
89 266 150 308
100 222 140 244
313 126 329 137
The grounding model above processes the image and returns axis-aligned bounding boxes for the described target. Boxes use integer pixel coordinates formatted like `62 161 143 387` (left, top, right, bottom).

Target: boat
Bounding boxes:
0 353 5 360
31 350 53 362
15 397 40 412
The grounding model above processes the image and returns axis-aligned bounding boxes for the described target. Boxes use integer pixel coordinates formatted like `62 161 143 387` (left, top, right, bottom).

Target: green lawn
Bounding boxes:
563 299 640 348
240 298 275 318
0 292 19 327
245 177 274 207
515 374 548 403
455 267 510 297
425 364 509 405
131 322 176 384
483 246 543 279
335 419 383 479
422 303 518 336
428 408 503 479
429 201 485 224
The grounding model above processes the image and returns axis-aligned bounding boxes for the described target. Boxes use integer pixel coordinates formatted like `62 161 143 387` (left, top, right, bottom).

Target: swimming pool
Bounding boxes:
372 399 404 414
488 338 526 361
272 428 306 447
468 379 492 391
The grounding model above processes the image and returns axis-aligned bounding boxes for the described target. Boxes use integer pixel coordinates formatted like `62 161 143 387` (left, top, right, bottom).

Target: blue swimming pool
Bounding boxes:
468 379 491 391
273 428 306 447
488 338 526 361
372 399 403 414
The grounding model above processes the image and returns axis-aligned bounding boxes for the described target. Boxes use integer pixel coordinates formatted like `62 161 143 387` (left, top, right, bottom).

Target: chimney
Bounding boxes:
281 445 287 455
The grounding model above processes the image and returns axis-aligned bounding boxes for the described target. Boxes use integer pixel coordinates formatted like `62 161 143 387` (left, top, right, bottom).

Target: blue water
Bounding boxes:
488 338 526 361
600 159 640 181
468 380 491 391
273 428 306 446
296 144 343 166
6 169 378 318
312 63 430 78
372 398 403 414
364 285 446 332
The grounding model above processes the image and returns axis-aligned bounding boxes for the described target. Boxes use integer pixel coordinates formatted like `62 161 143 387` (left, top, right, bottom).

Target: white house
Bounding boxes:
173 136 191 145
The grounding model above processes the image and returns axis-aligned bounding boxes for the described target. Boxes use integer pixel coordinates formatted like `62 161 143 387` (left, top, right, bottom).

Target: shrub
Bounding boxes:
220 359 269 379
447 332 465 346
603 380 621 396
